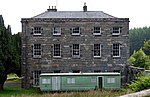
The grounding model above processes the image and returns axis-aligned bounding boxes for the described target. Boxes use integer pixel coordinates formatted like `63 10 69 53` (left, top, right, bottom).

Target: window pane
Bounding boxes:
33 44 41 58
112 27 121 35
94 44 101 57
33 70 41 86
72 27 80 35
113 43 120 57
53 44 61 57
34 27 42 35
53 27 61 35
72 44 80 58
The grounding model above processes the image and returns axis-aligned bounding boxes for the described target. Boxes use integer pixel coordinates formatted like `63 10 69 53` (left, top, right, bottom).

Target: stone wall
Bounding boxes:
21 18 129 88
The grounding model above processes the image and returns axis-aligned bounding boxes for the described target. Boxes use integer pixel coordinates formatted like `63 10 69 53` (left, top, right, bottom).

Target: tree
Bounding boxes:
128 48 150 69
0 15 20 90
129 27 150 55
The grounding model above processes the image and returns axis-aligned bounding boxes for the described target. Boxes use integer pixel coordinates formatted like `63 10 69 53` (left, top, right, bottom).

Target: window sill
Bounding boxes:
53 56 61 58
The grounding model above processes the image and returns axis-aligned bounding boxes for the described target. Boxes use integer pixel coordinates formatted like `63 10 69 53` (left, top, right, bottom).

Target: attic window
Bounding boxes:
53 27 61 35
93 27 101 35
112 27 121 35
33 27 42 35
72 27 80 35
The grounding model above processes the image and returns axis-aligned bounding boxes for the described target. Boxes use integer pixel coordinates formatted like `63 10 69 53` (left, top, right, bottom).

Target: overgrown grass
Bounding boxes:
0 86 41 97
1 73 134 97
0 86 133 97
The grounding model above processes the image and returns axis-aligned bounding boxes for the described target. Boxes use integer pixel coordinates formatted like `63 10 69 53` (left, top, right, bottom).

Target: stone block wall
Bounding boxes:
21 18 129 88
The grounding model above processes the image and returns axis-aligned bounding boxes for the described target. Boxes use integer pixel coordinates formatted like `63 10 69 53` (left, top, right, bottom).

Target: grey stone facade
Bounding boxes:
21 5 129 88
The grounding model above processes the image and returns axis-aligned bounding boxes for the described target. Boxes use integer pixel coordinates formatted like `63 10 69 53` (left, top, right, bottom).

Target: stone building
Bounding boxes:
21 4 129 88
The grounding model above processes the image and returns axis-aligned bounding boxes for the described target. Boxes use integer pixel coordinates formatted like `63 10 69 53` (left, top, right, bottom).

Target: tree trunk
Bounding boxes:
0 75 7 91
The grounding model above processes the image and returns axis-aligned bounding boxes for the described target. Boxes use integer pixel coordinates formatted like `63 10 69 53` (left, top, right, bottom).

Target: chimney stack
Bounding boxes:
83 2 87 12
47 6 57 12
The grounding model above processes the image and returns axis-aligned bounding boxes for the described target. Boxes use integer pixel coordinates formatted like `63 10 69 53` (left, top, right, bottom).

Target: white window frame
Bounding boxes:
107 78 115 83
72 44 80 58
72 27 80 35
53 27 61 36
93 27 101 35
112 43 120 57
42 78 51 84
33 27 42 36
112 27 121 35
33 70 41 86
67 77 75 84
33 44 42 58
93 44 101 58
53 44 61 58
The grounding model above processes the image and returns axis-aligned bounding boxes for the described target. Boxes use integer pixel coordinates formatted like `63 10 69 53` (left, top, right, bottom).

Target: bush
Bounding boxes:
128 76 150 92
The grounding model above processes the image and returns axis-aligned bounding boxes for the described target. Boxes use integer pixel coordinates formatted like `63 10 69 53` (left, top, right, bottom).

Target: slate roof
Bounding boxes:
33 11 116 18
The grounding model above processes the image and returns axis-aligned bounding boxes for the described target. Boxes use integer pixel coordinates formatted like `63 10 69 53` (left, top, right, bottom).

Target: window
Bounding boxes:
53 44 61 57
72 27 80 35
33 44 42 58
93 44 101 58
91 77 96 83
72 44 80 58
53 27 61 35
93 27 101 35
33 27 42 35
113 43 120 57
112 27 121 35
67 77 75 84
33 70 41 86
107 78 115 83
42 78 51 84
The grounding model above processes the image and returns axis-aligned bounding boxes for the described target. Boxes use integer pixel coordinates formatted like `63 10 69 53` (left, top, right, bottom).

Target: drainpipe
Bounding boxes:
25 20 28 87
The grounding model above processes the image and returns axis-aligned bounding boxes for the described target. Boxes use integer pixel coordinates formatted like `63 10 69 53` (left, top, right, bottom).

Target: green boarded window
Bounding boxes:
91 77 96 83
42 78 51 84
67 77 75 84
107 78 115 83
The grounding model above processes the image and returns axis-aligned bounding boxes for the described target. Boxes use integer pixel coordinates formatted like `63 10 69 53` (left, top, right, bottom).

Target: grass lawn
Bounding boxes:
0 86 133 97
0 73 133 97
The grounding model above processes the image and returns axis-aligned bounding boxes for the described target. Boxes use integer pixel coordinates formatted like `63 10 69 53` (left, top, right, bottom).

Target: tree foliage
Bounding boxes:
0 15 20 90
128 48 150 69
128 76 150 92
129 27 150 55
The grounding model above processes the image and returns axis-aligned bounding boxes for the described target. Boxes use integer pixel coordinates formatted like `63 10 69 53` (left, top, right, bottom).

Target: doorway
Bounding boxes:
98 77 103 89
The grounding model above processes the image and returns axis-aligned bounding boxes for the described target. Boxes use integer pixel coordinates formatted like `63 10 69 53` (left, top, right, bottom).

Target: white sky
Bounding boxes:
0 0 150 34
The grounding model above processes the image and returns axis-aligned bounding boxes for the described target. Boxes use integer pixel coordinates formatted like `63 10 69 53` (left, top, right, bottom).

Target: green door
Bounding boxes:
52 76 60 91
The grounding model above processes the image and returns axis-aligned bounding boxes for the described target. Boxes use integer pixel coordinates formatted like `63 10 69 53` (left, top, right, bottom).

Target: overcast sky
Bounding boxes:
0 0 150 34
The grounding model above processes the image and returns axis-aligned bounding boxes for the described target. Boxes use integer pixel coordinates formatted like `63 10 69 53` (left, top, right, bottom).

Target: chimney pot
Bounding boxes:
83 2 87 12
47 6 57 12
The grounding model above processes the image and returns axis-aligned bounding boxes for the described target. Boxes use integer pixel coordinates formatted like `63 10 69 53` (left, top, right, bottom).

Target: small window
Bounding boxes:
72 27 80 35
33 70 41 86
91 77 96 83
53 27 61 35
113 43 120 57
72 44 80 58
93 27 101 35
112 27 121 35
33 27 42 35
67 77 75 84
107 78 115 83
53 44 61 57
93 44 101 58
33 44 42 58
42 78 51 84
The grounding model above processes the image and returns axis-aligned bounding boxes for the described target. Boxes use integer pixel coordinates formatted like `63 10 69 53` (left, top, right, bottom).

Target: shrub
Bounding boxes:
128 76 150 92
